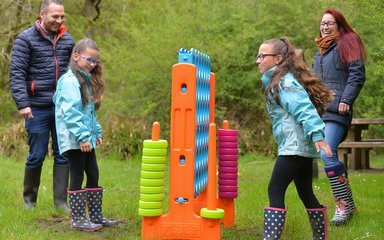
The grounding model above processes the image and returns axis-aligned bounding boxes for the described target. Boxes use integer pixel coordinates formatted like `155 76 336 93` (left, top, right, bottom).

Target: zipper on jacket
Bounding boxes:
36 21 68 93
52 44 59 91
31 80 35 95
320 56 324 81
52 28 66 91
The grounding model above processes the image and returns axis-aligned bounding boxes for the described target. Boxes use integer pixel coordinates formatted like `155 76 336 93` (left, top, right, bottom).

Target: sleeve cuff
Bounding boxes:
78 132 91 143
311 132 324 143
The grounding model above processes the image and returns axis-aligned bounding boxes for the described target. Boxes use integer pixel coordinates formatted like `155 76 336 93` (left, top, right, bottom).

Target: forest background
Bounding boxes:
0 0 383 160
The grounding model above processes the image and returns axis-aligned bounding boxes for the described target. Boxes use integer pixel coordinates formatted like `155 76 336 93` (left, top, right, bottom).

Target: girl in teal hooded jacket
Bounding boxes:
53 38 116 232
256 38 333 240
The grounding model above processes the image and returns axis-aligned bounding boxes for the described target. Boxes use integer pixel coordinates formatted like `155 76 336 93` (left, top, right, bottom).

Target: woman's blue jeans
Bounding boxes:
25 107 68 168
320 121 347 168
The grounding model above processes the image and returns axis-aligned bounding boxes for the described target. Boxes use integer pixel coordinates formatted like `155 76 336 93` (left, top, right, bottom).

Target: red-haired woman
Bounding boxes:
312 9 366 226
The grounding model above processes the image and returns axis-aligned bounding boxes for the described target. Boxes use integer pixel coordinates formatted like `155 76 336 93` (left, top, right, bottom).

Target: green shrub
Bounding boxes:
0 122 28 160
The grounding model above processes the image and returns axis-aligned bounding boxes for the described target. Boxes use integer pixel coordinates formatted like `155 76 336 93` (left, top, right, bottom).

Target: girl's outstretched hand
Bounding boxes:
315 140 333 157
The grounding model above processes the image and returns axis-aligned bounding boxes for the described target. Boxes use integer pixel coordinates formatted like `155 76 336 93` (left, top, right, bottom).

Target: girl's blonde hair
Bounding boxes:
68 38 104 110
263 37 333 115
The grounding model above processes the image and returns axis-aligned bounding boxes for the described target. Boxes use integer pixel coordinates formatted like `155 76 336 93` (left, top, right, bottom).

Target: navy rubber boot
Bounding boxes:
86 187 118 227
68 189 102 231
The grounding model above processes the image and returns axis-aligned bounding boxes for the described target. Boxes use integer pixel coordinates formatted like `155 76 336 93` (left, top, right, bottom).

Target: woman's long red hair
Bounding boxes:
321 9 366 64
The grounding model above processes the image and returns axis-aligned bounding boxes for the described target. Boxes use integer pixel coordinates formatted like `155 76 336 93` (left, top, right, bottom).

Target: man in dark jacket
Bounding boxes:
10 0 75 210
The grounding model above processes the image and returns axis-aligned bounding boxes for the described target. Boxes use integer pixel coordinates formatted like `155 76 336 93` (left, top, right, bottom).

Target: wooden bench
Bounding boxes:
338 141 384 169
337 118 384 170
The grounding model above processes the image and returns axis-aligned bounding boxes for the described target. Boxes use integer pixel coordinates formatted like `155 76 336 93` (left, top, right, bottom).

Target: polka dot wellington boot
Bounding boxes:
263 207 286 240
68 189 102 232
86 187 118 227
307 206 328 240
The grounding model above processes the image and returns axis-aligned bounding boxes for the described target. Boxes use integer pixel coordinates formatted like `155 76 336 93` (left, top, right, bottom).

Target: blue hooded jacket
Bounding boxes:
261 67 325 158
53 68 102 155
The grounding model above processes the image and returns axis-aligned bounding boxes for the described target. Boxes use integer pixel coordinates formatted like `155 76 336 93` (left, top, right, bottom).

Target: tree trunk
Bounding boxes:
82 0 101 38
0 0 26 88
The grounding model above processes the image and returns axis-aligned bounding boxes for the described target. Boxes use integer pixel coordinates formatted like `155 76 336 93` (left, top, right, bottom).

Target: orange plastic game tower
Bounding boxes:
140 49 238 239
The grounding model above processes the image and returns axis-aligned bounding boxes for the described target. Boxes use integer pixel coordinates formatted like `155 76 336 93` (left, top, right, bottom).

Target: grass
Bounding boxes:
0 153 383 239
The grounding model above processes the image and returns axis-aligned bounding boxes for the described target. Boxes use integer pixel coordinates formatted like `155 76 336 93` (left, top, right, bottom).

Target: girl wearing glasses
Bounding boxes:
313 9 366 226
256 37 333 240
53 38 117 231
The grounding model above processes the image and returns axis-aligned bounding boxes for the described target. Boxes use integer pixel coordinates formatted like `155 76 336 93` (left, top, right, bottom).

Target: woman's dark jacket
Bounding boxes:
10 21 75 110
312 42 365 128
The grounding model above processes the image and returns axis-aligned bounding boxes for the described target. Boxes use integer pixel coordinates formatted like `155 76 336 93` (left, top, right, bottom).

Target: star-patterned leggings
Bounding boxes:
268 155 322 209
67 149 99 191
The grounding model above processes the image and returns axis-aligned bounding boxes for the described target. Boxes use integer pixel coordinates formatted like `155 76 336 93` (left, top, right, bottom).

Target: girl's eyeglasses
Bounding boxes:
80 55 100 66
256 53 277 61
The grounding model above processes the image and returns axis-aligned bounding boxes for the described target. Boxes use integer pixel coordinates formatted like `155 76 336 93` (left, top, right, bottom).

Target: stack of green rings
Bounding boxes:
139 139 168 217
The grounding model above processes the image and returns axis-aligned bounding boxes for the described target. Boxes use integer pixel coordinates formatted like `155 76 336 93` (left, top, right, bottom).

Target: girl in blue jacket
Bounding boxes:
53 38 116 231
256 38 333 240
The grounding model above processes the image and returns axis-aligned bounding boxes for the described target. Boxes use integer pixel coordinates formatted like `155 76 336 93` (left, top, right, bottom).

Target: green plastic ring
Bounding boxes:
140 178 165 186
140 193 164 202
139 208 163 217
140 186 164 194
139 200 163 209
200 208 225 219
143 148 167 156
141 171 165 179
142 156 166 164
141 163 166 172
143 140 168 149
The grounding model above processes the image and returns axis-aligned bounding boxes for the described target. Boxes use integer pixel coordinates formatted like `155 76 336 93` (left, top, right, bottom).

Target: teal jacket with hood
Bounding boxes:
53 68 102 155
261 67 325 158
